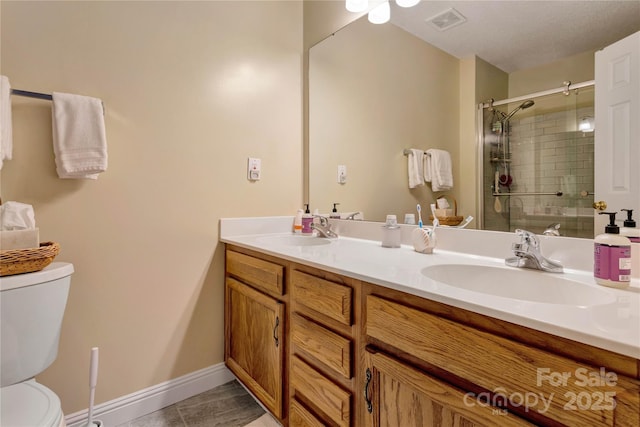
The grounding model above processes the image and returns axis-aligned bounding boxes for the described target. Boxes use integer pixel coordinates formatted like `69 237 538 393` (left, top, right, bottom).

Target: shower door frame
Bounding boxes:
476 80 595 230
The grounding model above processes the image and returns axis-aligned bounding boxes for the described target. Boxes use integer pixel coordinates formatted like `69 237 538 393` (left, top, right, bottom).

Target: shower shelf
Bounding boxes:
489 158 512 163
492 191 563 197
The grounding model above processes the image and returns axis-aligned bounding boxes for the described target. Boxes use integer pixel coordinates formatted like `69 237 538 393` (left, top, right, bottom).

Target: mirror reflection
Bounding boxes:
308 3 639 238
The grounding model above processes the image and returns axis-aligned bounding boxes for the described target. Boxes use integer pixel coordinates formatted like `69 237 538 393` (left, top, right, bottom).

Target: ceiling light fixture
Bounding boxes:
346 0 368 13
396 0 420 7
368 1 390 24
346 0 420 24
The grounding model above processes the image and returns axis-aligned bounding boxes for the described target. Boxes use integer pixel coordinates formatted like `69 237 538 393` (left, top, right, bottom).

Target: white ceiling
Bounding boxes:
389 0 640 73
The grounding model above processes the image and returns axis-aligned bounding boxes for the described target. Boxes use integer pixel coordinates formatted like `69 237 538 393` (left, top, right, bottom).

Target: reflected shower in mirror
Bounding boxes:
481 86 595 238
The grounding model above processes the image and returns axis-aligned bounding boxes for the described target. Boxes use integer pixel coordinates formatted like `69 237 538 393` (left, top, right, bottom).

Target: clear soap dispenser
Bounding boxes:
381 215 401 248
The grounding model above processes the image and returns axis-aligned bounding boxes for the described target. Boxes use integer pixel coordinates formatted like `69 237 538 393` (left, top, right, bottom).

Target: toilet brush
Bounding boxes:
86 347 103 427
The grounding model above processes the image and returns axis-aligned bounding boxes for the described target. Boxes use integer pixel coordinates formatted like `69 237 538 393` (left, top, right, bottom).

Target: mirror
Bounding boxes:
308 2 640 231
309 15 458 222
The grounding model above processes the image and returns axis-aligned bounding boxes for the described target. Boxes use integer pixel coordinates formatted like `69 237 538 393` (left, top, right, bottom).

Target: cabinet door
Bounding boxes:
364 350 533 427
226 277 284 418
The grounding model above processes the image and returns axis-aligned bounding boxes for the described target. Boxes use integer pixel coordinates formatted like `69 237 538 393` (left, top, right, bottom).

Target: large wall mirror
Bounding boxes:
308 1 639 237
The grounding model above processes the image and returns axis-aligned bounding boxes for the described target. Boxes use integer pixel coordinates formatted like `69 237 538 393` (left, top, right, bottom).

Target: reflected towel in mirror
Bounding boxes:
425 148 453 191
407 148 425 189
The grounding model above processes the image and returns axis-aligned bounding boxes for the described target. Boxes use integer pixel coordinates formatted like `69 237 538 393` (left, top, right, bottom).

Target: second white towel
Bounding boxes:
425 148 453 191
52 92 107 179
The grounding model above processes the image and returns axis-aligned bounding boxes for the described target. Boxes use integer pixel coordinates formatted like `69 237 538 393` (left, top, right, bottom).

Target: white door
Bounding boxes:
594 31 640 233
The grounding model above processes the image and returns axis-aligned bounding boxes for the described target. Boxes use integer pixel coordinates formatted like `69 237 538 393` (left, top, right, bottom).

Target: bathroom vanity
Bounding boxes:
221 217 640 427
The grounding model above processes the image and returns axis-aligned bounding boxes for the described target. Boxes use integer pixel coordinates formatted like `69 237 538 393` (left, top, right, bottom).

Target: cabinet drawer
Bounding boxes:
292 314 352 379
366 295 640 427
292 270 352 325
291 356 351 427
290 399 326 427
226 250 284 296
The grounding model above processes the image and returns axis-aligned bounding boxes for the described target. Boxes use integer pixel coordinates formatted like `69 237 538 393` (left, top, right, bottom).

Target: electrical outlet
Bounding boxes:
337 165 347 184
248 158 261 181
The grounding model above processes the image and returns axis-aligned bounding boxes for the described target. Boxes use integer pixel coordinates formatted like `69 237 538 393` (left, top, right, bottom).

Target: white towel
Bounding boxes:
407 148 425 189
52 92 107 179
425 148 453 192
0 75 13 170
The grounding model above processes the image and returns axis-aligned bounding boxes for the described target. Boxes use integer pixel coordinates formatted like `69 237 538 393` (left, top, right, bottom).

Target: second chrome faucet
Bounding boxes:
506 229 563 273
311 215 338 238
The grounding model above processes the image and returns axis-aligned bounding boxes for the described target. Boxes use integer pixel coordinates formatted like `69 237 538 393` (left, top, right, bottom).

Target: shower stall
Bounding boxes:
478 81 595 238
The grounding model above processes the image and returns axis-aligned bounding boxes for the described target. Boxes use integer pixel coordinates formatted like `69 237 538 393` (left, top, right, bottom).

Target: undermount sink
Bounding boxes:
256 234 332 247
421 264 616 306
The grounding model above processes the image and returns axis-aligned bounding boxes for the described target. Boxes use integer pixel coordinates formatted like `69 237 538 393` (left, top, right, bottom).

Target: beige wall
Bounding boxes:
509 50 595 97
1 1 302 414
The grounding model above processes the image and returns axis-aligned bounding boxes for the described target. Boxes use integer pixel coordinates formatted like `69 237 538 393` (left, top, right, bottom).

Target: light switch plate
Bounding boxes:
337 165 347 184
248 158 261 181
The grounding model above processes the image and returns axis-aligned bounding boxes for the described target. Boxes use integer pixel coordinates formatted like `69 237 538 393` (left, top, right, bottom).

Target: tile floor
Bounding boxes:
117 380 278 427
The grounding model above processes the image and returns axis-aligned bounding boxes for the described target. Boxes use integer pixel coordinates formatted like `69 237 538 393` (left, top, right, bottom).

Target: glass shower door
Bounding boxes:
481 86 594 238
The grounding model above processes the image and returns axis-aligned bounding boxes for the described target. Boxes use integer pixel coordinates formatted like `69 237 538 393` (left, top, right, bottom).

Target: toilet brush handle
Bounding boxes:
89 347 99 388
87 347 99 426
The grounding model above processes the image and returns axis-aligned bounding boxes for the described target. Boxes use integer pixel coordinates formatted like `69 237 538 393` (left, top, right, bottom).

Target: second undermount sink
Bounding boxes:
421 264 616 306
256 234 332 247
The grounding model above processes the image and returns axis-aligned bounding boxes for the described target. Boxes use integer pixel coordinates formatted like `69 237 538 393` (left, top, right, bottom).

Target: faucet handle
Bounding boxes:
313 214 328 226
514 229 539 249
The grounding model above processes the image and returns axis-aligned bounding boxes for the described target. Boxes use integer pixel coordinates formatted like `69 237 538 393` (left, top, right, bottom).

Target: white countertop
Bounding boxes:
220 216 640 359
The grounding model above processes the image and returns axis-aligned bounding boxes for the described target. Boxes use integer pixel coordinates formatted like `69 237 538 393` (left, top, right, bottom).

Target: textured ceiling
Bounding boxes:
390 0 640 72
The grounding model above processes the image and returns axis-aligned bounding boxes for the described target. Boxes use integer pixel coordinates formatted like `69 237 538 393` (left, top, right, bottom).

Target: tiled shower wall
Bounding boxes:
484 105 595 238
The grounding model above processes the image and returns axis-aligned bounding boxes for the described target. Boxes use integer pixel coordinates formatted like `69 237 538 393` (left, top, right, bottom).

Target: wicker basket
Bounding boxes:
0 241 60 276
429 195 464 226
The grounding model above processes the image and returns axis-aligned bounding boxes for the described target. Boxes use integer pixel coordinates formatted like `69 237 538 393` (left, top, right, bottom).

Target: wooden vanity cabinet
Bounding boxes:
224 246 640 427
225 247 287 420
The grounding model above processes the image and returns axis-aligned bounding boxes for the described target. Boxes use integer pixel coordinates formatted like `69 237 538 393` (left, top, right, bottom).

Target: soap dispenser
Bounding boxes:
594 212 631 288
301 204 313 235
381 215 401 248
330 203 341 219
621 209 639 243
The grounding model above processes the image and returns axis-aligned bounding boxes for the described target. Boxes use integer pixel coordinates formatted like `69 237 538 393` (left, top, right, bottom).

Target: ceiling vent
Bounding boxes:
425 8 467 31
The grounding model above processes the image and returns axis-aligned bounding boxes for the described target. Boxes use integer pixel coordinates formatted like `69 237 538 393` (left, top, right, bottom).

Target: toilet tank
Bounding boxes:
0 262 73 386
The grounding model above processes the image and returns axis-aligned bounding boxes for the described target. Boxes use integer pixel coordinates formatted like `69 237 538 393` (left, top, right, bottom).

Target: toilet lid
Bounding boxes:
1 380 62 427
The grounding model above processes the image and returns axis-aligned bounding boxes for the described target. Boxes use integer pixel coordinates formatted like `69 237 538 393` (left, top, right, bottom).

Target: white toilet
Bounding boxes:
1 262 74 427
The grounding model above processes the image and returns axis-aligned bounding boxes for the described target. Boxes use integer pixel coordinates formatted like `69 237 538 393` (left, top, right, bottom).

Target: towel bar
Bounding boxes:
11 88 105 115
10 89 53 100
403 148 427 156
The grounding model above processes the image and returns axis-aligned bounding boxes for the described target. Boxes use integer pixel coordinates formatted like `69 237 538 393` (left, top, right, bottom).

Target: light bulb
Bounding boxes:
368 1 390 24
346 0 368 13
579 117 594 132
396 0 420 7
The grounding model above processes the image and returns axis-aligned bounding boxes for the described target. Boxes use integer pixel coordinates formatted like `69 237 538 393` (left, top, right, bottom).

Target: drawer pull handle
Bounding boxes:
273 316 280 347
364 368 373 413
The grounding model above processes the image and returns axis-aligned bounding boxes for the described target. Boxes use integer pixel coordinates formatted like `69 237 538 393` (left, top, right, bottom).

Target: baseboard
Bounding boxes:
65 363 234 427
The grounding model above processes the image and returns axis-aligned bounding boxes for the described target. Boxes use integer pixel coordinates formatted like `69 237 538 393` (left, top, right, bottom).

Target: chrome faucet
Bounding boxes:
543 223 561 236
505 229 563 273
311 215 338 238
343 212 362 220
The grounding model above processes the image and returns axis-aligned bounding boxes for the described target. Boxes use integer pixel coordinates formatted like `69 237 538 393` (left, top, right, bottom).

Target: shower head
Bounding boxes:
502 99 535 121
